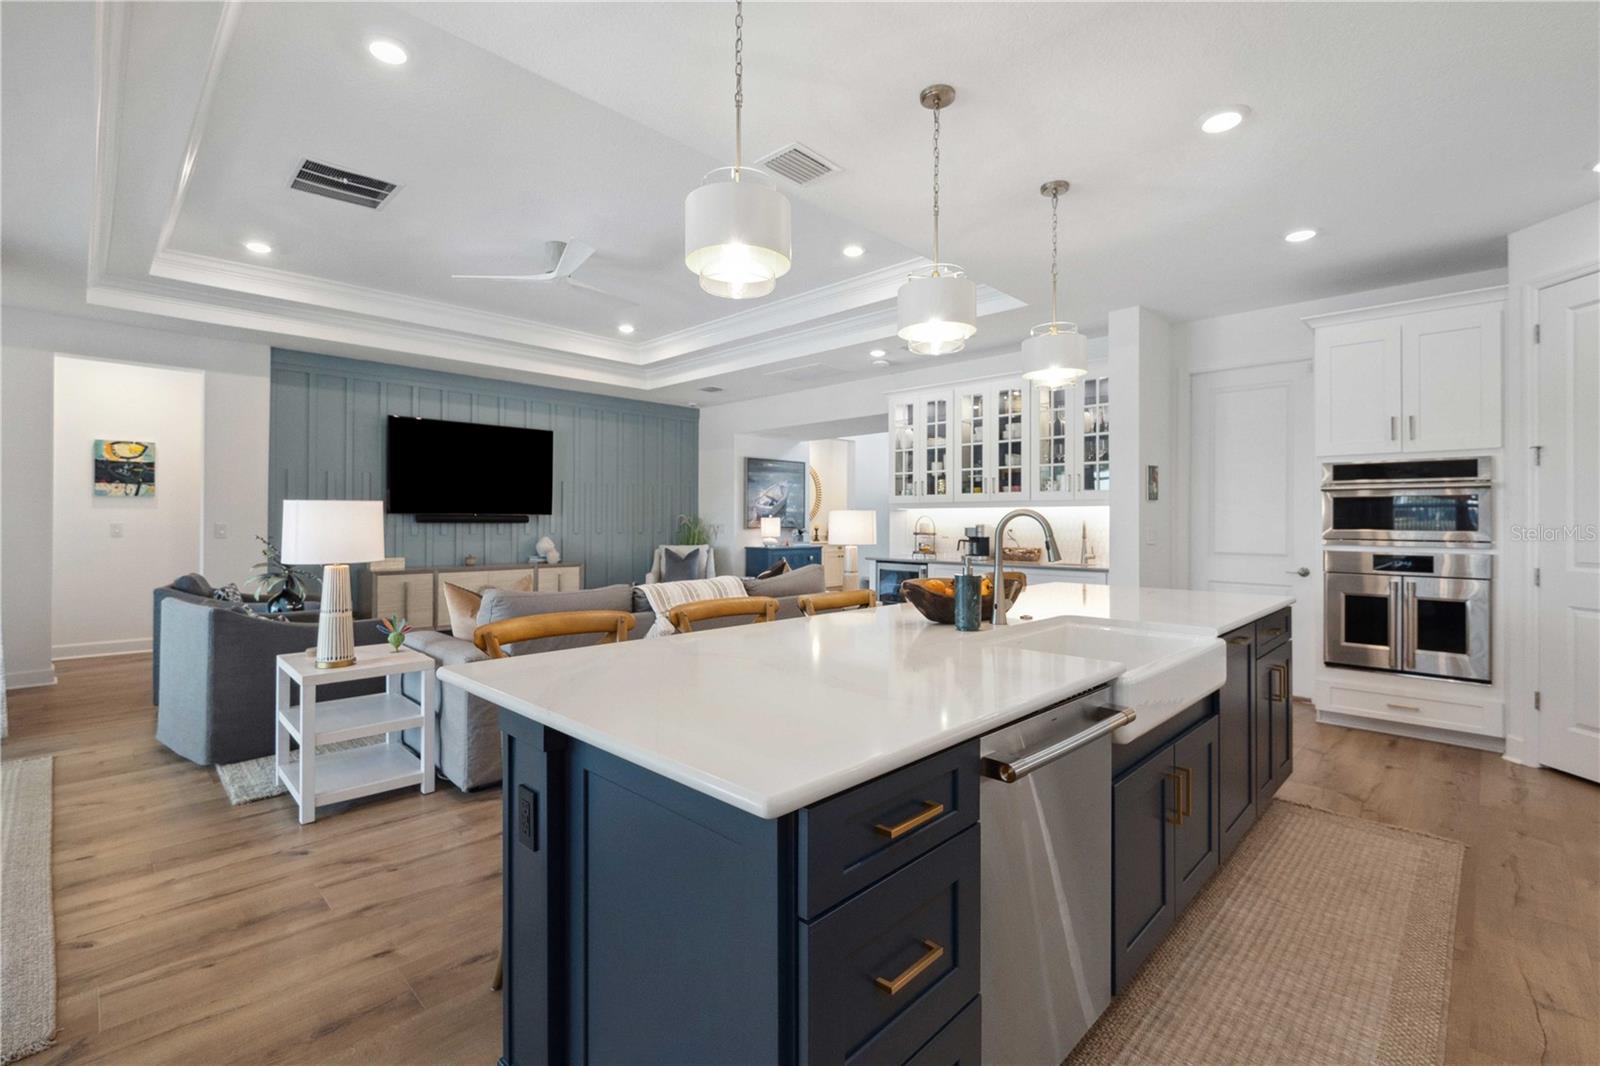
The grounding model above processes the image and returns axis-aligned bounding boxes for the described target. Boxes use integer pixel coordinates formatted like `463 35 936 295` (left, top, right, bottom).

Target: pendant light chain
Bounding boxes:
931 104 942 270
1049 187 1060 330
733 0 744 179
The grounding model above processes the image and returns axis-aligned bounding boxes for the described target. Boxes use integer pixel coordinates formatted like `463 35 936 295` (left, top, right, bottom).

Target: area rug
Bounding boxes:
1 756 56 1063
215 736 382 805
1069 800 1464 1066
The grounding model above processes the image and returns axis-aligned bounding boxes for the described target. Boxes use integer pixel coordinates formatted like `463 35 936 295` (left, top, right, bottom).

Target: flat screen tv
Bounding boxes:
386 416 553 521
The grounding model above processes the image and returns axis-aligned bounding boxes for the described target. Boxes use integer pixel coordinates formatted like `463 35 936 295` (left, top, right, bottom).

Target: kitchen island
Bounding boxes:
440 582 1291 1066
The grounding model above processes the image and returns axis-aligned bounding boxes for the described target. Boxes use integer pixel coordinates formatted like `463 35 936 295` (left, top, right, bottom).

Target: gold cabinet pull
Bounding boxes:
1177 765 1193 819
873 801 945 840
874 938 945 995
1164 771 1184 826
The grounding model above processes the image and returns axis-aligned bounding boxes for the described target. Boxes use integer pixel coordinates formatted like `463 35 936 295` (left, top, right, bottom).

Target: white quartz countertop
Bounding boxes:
440 582 1291 819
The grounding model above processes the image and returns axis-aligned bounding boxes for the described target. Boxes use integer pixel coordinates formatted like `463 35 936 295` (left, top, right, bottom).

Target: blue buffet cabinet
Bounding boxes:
746 545 823 577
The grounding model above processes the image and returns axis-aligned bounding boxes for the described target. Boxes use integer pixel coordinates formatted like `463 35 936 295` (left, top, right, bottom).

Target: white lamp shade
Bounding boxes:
684 172 792 299
1021 327 1088 387
759 516 782 541
897 270 977 355
827 509 878 546
280 499 387 564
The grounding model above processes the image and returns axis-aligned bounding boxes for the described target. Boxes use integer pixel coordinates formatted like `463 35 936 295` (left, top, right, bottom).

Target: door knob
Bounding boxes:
1286 567 1311 577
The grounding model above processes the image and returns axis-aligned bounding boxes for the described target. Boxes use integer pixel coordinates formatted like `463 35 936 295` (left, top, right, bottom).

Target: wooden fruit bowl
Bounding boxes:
901 572 1028 625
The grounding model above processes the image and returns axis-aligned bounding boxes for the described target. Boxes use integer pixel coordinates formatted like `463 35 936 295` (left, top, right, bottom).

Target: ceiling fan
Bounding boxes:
450 240 633 304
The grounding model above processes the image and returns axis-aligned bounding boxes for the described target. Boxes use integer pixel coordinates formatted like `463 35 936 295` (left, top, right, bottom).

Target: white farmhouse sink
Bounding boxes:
992 619 1225 742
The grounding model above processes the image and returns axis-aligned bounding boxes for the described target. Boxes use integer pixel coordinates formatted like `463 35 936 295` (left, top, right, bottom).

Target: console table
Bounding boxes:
745 545 846 589
363 563 583 629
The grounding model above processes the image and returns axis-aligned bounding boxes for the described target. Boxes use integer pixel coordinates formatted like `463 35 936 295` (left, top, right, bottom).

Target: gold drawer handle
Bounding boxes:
873 800 945 840
874 938 945 995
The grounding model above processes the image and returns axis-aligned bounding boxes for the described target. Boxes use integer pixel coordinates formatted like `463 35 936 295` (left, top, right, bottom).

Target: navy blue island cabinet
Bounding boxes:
499 710 982 1066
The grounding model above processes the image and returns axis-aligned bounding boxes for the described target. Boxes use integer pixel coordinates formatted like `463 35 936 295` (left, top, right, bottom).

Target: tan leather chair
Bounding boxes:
797 589 878 616
473 610 635 659
666 596 779 633
477 608 634 992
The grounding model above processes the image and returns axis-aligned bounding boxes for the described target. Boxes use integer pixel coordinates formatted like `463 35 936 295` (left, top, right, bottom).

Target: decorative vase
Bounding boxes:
267 586 304 614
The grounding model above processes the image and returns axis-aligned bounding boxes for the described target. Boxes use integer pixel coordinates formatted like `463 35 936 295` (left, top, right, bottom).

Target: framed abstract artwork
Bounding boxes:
744 457 806 530
93 440 156 497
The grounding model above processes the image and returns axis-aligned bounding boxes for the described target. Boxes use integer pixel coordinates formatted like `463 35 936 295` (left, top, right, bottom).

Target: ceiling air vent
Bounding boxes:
756 143 838 186
699 386 725 394
290 159 399 209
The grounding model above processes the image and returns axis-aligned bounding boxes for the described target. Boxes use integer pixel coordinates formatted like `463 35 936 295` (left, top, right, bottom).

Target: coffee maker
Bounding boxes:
956 525 992 559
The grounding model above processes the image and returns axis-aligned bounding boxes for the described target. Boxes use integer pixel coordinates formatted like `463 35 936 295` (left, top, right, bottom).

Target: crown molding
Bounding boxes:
1300 285 1508 330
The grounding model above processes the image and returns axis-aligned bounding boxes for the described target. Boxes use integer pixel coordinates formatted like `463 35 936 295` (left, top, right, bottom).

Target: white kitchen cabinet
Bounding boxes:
951 379 1030 502
919 391 954 500
1029 373 1111 502
1310 289 1504 457
889 396 919 500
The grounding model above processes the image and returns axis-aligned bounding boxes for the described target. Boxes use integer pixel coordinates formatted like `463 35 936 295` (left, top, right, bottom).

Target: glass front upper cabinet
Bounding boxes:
923 395 951 498
955 386 987 499
890 399 918 499
1079 375 1110 498
994 383 1026 496
1034 383 1074 498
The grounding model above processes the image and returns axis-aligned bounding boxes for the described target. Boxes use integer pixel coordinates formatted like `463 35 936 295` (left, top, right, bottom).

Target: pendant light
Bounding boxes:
1021 180 1087 387
897 84 977 355
684 0 791 299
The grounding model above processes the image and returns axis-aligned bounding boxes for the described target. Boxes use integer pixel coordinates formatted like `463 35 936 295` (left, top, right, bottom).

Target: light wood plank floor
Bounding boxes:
4 655 1597 1064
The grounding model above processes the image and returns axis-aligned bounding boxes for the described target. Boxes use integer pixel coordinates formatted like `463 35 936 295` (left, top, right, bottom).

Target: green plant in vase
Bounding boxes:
248 535 318 613
377 615 413 653
674 513 720 546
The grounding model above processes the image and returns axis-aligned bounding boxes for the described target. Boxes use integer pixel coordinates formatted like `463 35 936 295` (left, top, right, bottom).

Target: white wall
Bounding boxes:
1108 307 1176 588
0 308 271 683
1503 200 1600 765
807 438 852 540
51 357 205 657
845 432 890 558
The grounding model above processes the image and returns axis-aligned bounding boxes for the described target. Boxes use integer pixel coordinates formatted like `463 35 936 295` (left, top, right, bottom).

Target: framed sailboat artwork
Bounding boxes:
743 457 806 530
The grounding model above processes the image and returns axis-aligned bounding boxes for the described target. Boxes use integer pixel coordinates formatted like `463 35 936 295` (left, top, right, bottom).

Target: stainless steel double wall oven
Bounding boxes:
1322 458 1493 683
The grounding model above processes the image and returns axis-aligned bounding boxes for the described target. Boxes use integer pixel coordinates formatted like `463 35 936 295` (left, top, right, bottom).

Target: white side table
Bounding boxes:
274 645 436 824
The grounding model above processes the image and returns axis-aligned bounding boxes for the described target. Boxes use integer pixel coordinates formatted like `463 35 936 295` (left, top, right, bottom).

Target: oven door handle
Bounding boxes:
1402 579 1419 671
1390 577 1405 671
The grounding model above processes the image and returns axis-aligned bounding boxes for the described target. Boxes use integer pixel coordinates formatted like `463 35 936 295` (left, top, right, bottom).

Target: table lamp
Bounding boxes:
827 510 878 590
759 515 782 547
281 499 387 668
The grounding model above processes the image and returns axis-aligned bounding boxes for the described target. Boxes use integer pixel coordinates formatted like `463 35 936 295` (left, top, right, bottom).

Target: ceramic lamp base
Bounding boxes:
314 563 356 669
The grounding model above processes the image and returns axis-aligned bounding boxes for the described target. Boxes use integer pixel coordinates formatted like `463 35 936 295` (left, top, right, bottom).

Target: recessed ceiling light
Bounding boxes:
1284 228 1318 243
617 323 635 335
1200 107 1247 134
842 244 865 258
687 402 699 408
368 39 408 65
243 239 272 255
872 359 891 368
1592 162 1600 173
868 348 887 358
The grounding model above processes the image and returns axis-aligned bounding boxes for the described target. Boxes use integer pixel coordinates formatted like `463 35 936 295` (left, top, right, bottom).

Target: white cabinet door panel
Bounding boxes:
1401 306 1503 451
1315 321 1403 456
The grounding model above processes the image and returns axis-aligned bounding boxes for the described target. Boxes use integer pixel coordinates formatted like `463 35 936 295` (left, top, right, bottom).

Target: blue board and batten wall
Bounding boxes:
268 350 699 588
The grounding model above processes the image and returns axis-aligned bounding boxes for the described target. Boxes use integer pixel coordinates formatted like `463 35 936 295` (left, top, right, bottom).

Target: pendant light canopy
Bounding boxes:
1021 179 1087 386
684 1 791 299
897 84 977 355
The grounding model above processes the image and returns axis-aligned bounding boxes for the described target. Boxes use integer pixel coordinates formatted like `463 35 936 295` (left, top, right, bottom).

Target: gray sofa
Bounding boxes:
403 564 828 791
154 594 385 765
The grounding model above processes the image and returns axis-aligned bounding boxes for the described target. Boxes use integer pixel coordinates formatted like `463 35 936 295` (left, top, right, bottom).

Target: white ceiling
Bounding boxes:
4 1 1597 406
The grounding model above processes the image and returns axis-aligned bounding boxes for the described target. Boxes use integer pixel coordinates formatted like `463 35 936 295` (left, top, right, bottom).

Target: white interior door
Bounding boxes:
1190 361 1320 696
1535 271 1600 783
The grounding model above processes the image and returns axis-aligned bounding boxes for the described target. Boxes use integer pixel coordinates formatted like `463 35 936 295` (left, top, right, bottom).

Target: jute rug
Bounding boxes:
215 736 382 805
1 757 56 1063
1069 800 1464 1066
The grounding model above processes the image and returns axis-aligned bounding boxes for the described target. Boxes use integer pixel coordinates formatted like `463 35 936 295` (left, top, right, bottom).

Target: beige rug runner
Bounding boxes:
215 736 382 805
1070 800 1464 1066
1 756 56 1063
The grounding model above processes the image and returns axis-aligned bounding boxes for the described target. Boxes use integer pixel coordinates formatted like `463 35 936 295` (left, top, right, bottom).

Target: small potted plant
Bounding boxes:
377 614 413 653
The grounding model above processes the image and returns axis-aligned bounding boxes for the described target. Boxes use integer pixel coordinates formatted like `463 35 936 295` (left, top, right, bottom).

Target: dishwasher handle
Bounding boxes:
981 708 1136 783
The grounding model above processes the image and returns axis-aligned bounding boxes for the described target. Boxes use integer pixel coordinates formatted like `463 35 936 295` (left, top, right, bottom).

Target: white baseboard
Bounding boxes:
3 666 58 690
1315 707 1507 753
51 638 153 660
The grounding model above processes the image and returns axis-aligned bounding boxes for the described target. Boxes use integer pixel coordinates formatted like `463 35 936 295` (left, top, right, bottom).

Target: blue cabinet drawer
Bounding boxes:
800 827 980 1066
904 996 980 1066
798 742 978 919
1255 607 1291 654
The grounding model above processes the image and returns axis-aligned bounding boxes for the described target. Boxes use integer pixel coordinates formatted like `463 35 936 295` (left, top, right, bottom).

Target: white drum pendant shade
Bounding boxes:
684 172 792 299
1021 326 1088 385
896 270 978 355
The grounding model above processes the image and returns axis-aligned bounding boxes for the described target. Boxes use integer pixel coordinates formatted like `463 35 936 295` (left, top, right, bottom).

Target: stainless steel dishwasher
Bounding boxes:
979 688 1133 1066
